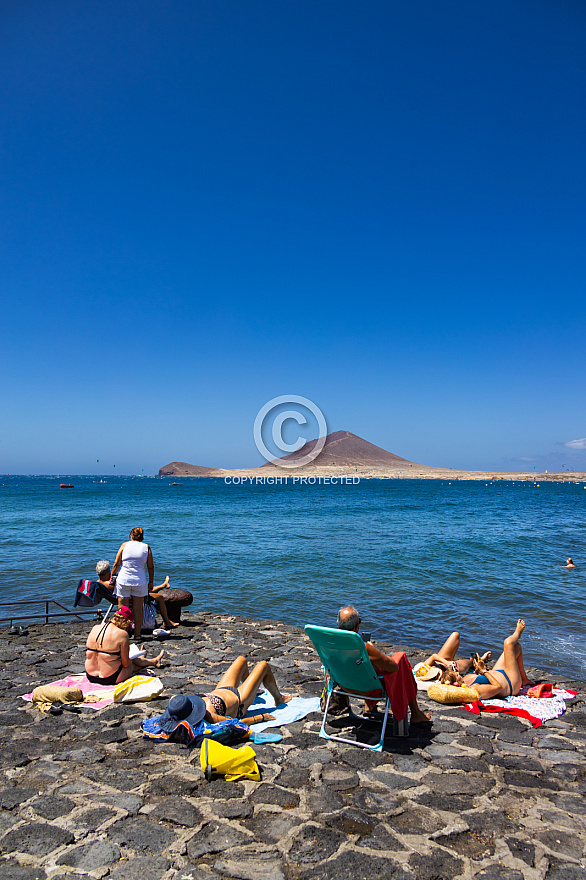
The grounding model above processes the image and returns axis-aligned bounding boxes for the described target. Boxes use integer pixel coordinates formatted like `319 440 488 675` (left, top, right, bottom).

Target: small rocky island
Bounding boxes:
0 613 585 880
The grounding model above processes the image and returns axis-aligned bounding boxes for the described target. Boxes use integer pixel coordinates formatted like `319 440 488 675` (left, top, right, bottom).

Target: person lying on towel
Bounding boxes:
337 605 431 724
196 656 292 726
440 619 532 699
85 606 164 686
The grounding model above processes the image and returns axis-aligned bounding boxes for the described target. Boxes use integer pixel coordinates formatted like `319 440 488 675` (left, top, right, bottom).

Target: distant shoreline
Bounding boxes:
158 467 586 482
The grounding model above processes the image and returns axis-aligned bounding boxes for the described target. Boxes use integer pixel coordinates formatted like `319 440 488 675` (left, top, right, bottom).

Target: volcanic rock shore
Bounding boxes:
0 613 585 880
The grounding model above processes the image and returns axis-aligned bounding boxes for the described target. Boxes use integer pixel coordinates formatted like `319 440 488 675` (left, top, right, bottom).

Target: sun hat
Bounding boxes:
117 606 134 622
158 694 207 732
413 662 441 681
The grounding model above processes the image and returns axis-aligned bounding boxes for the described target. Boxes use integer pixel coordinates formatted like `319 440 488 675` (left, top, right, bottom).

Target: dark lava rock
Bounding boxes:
0 823 74 856
497 729 534 745
31 795 75 820
435 757 490 773
474 868 524 880
74 806 117 829
422 771 495 796
308 786 345 814
0 787 37 810
244 812 302 843
108 816 177 853
0 863 46 880
409 850 464 880
415 792 476 812
338 747 391 770
85 767 146 790
545 861 586 880
459 735 494 753
56 840 121 871
250 784 300 808
53 746 104 764
353 788 402 814
388 805 444 835
465 810 513 836
211 800 253 819
109 855 171 880
275 767 310 787
95 727 129 744
357 822 407 851
320 765 359 791
186 821 248 859
325 807 377 836
506 837 535 866
536 829 584 860
149 796 203 826
301 850 414 880
195 779 244 799
288 824 345 864
438 830 495 860
143 774 199 797
503 770 559 790
487 755 542 772
465 724 496 738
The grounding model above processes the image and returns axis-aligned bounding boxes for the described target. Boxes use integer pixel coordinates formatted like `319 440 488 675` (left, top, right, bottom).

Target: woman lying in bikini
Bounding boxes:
198 656 292 725
85 606 164 686
440 619 532 699
422 631 492 679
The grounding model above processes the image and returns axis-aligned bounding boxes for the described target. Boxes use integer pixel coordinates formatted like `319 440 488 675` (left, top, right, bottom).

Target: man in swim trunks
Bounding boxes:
198 656 292 725
337 606 431 724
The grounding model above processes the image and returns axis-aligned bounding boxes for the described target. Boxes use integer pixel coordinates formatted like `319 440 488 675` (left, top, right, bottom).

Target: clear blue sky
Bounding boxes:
1 1 585 474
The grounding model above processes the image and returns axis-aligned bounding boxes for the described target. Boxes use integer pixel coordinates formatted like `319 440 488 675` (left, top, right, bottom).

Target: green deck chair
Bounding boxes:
305 624 401 752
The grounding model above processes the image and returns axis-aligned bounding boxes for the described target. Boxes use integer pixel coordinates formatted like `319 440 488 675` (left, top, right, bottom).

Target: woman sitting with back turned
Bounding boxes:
440 619 531 699
85 606 164 686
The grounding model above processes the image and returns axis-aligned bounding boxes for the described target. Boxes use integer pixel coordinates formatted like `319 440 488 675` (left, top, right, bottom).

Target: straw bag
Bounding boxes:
427 682 479 705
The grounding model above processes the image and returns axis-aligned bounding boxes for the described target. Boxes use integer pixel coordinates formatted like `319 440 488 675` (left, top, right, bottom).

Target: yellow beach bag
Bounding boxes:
200 739 260 782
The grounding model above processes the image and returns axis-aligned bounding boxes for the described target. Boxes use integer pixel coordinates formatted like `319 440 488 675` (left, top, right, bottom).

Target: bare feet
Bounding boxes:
410 708 432 724
167 620 180 628
153 650 165 668
163 576 170 586
276 694 293 705
513 619 525 641
481 651 492 662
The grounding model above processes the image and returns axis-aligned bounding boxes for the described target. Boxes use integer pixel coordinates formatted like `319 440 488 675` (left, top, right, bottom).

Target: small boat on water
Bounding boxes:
60 484 74 488
171 482 183 486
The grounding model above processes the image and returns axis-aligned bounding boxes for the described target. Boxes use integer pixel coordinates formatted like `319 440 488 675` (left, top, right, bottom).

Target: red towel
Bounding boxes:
366 652 417 722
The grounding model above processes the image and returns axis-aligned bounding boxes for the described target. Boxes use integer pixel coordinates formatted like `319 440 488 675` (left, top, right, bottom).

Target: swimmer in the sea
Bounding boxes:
566 558 576 569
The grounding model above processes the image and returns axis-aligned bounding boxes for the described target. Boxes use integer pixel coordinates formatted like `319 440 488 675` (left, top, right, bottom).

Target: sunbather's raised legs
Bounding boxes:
490 619 529 694
215 655 291 714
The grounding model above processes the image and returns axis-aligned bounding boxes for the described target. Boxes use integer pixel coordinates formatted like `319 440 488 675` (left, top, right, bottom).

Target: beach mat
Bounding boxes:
465 686 577 728
22 673 116 710
243 691 320 733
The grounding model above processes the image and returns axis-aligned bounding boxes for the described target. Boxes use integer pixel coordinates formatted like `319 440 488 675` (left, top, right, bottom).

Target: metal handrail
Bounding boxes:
0 599 110 626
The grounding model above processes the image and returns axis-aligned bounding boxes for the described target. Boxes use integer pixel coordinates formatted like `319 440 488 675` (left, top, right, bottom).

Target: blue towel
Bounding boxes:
244 691 320 733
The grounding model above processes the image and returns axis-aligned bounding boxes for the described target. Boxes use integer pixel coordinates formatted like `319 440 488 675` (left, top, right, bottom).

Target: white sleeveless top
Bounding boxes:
118 541 149 587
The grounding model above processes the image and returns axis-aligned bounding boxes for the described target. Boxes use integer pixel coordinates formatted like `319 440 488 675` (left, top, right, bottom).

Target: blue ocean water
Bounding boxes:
1 475 585 680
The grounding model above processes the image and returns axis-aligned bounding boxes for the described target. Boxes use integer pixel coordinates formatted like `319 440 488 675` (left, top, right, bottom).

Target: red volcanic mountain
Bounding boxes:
262 430 411 468
158 431 414 475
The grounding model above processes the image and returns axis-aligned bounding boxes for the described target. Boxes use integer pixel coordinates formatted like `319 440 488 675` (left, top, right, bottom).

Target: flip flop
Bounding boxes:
251 730 283 743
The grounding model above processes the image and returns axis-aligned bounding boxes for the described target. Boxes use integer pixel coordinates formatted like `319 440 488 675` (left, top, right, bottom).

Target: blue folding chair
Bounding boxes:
305 624 401 752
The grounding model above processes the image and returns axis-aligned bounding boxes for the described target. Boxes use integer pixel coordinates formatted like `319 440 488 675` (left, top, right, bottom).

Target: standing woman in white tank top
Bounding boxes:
110 526 154 637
